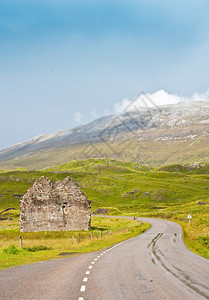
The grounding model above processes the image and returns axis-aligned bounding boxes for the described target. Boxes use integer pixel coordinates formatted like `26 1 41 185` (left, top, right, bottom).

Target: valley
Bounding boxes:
0 159 208 263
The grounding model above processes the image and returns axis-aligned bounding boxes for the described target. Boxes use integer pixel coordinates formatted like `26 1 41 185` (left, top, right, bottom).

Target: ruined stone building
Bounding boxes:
20 176 91 232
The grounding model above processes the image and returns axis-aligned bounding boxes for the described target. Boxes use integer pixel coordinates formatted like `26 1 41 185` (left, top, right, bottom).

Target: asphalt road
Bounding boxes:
0 217 209 300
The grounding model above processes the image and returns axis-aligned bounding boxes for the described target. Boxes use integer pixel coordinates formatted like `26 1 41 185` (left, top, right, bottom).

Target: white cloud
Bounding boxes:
191 90 209 101
114 89 209 113
74 112 83 123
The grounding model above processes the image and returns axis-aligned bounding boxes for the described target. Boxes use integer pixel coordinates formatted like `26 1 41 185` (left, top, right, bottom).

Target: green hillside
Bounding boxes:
0 136 209 170
0 159 208 259
159 163 209 174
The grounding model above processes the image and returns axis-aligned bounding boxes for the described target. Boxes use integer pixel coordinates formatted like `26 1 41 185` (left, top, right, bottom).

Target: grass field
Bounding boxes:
0 158 208 268
0 216 149 270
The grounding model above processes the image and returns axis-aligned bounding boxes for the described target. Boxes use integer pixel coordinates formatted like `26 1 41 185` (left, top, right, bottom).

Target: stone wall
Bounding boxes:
20 176 91 232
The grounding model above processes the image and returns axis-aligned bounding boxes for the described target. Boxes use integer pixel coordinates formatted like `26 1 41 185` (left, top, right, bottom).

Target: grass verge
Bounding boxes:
0 217 150 270
177 220 209 259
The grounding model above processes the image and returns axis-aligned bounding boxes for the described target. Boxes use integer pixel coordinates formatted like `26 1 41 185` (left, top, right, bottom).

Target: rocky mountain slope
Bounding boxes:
0 101 209 169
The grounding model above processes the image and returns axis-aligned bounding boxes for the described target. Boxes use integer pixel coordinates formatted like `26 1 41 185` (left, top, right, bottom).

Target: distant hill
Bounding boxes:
158 162 209 174
0 101 209 169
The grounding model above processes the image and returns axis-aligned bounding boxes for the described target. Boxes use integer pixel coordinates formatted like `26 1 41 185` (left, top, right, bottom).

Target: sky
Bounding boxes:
0 0 209 150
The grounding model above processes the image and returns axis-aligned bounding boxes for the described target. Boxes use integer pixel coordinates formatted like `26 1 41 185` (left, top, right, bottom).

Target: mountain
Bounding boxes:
0 100 209 169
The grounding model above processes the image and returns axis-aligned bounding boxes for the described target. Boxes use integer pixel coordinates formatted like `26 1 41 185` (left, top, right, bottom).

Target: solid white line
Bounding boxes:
83 277 88 282
86 270 90 275
80 286 86 292
88 265 92 269
78 297 84 300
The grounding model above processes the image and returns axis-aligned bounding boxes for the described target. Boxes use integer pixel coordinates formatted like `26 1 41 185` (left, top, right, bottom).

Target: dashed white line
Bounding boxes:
80 286 86 292
79 243 124 300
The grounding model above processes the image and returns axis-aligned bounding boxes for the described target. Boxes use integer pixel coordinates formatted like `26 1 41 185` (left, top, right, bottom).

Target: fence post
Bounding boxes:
72 235 78 243
19 235 23 248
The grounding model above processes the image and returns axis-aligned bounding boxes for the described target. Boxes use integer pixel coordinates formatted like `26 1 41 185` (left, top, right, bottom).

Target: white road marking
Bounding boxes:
80 286 86 292
79 243 125 298
80 257 101 295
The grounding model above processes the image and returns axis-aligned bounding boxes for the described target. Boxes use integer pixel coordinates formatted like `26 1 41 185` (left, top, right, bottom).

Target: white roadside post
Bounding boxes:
187 213 192 226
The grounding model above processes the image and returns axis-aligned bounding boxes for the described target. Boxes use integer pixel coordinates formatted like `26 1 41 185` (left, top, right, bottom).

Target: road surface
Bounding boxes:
0 217 208 300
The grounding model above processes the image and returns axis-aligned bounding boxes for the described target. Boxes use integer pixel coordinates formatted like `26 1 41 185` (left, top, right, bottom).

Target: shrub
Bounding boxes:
3 244 20 254
195 235 209 248
25 245 50 252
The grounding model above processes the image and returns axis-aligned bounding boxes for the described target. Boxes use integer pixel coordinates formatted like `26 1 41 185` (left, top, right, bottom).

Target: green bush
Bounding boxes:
3 244 20 254
25 245 50 252
195 235 209 248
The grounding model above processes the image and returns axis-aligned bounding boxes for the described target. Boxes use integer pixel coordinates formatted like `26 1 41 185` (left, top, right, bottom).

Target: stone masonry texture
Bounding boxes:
20 176 91 232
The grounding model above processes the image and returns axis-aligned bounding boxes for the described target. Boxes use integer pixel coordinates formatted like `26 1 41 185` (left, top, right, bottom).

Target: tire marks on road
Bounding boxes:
149 232 209 299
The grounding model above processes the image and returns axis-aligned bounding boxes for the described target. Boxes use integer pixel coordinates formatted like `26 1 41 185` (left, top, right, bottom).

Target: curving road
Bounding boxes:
0 217 209 300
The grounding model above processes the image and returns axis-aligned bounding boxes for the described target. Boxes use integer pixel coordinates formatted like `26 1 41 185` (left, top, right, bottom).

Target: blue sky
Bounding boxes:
0 0 209 149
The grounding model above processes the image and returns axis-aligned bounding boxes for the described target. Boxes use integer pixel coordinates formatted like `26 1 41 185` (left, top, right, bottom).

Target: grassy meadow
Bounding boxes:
0 159 208 268
0 216 148 270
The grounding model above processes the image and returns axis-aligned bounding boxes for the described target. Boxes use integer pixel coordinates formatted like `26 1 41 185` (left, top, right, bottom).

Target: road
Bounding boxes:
0 217 208 300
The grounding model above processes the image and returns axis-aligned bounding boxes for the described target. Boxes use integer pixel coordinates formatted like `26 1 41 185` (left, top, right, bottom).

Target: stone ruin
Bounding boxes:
20 176 91 232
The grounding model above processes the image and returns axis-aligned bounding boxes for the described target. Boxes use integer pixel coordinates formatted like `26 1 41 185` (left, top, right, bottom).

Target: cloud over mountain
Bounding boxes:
114 89 209 113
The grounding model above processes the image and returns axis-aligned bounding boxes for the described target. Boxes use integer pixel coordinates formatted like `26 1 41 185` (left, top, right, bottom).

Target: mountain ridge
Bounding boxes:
0 100 209 169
